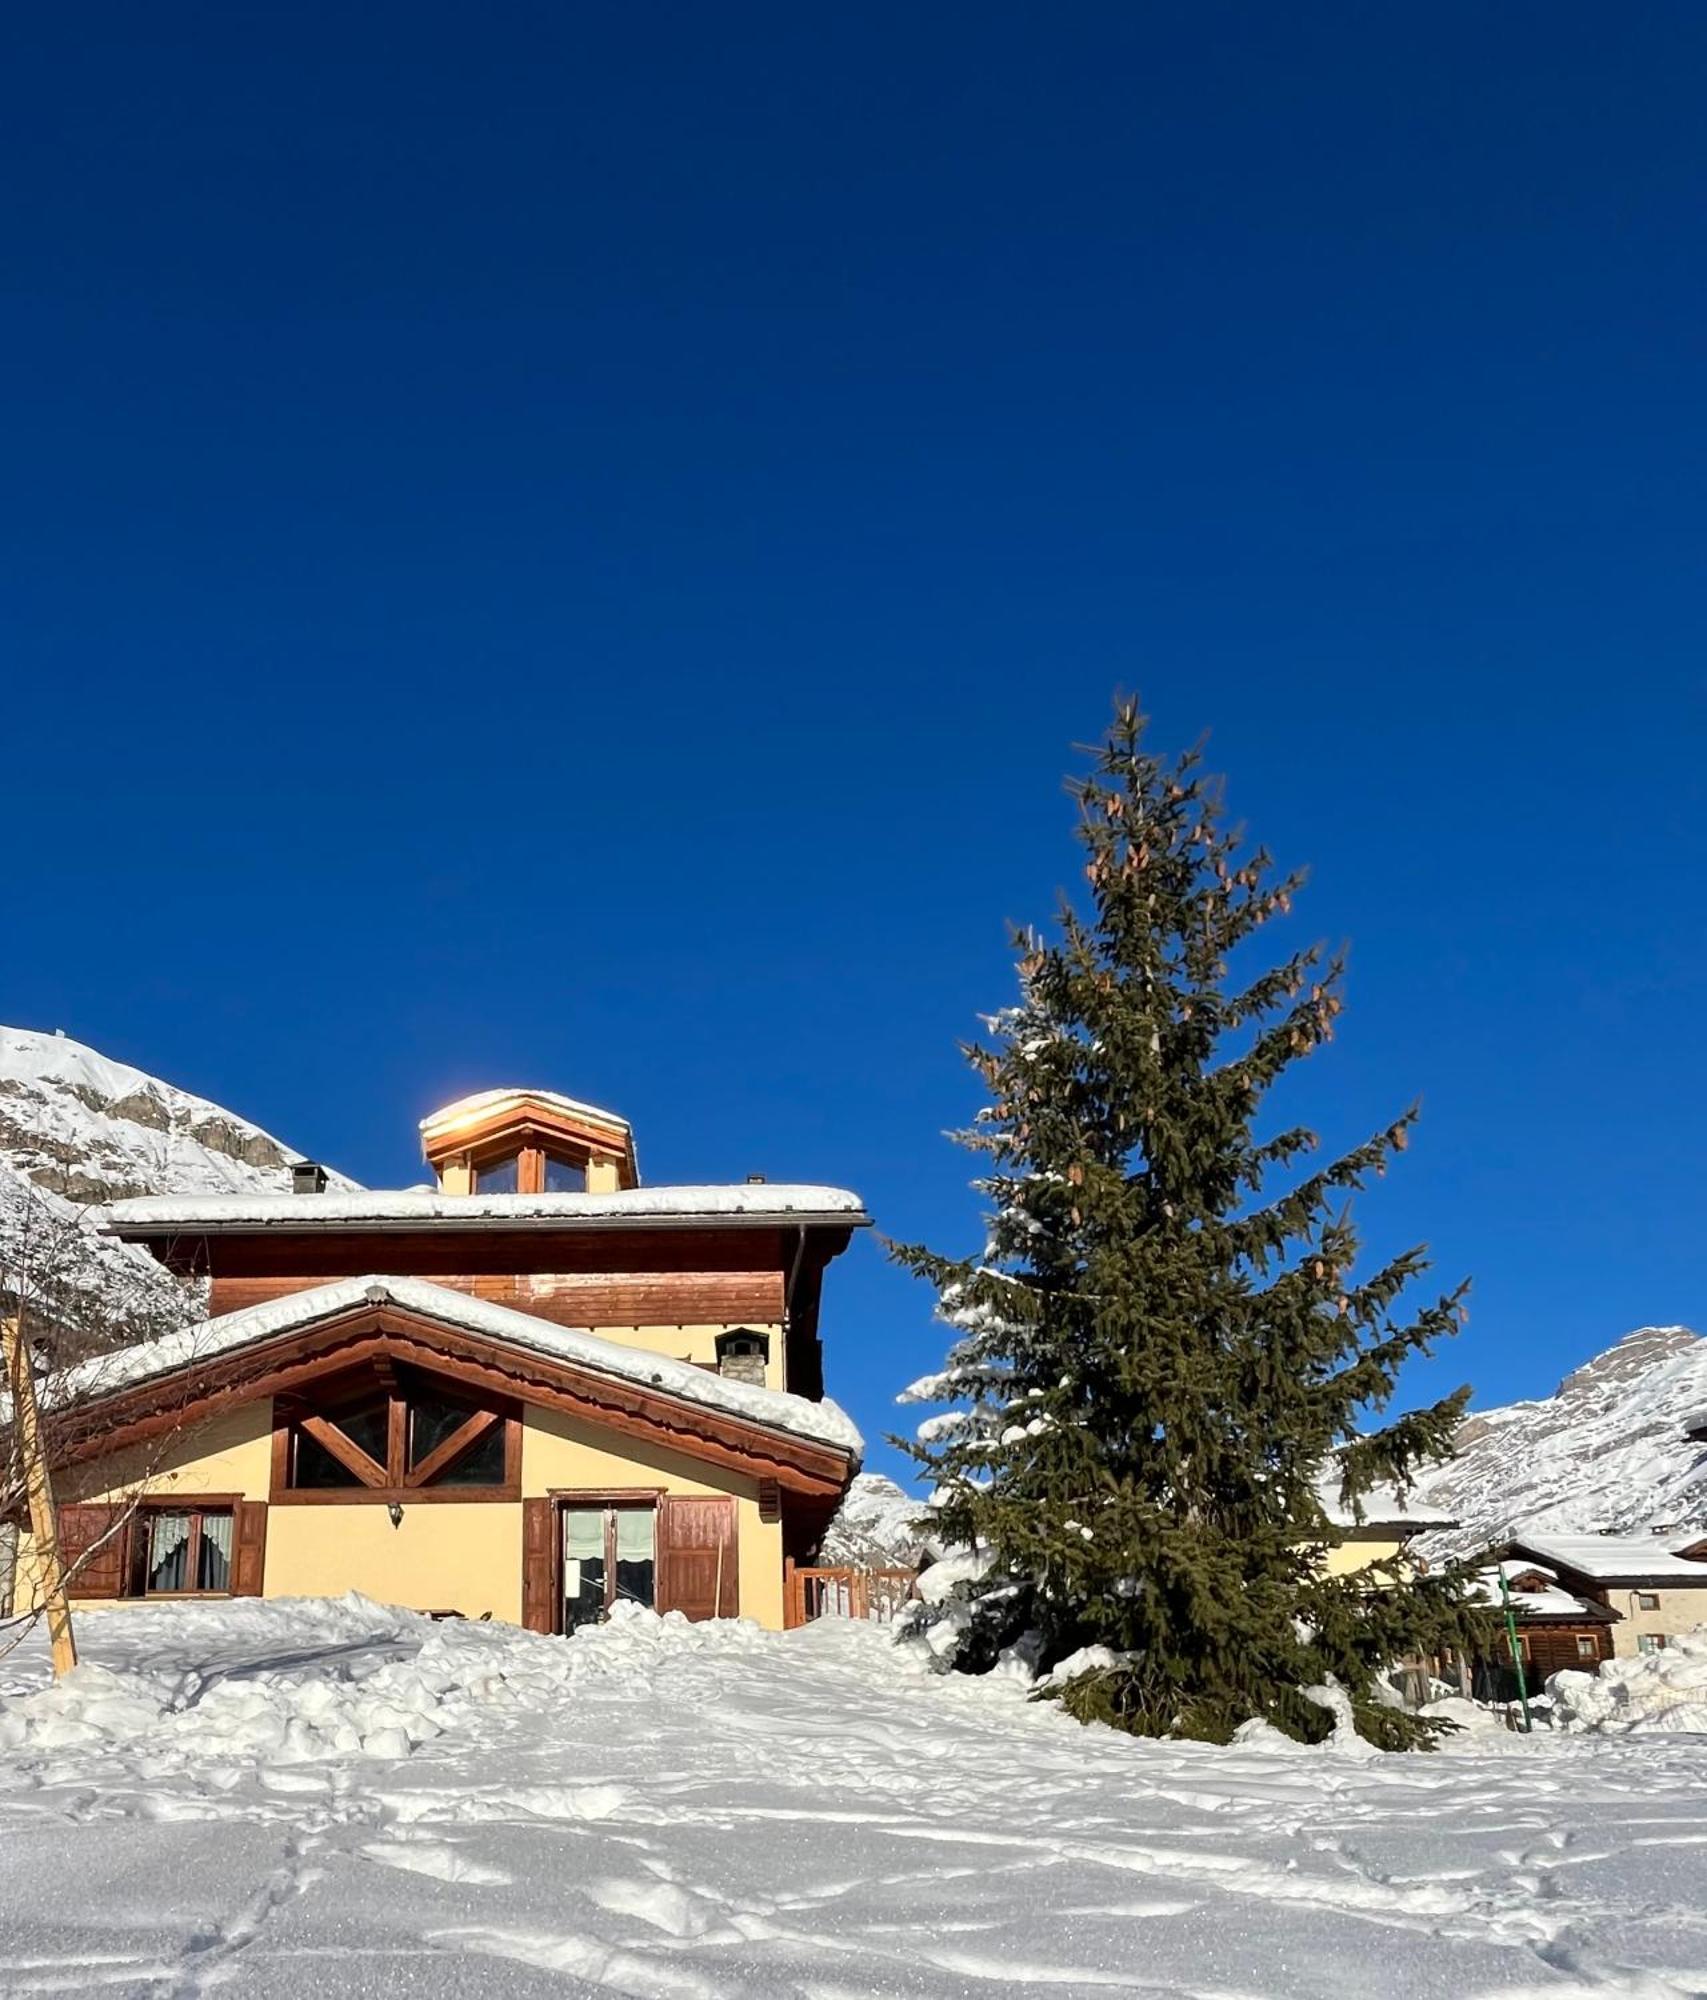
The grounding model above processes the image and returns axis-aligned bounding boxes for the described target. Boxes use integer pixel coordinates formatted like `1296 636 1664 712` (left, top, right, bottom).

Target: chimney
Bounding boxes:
292 1160 329 1196
715 1328 770 1386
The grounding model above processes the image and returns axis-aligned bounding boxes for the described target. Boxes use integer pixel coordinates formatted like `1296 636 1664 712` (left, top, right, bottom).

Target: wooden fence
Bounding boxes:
784 1561 917 1629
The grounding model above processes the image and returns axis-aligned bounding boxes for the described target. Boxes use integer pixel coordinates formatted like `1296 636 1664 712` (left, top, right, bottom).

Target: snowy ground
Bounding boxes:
1 1601 1706 1998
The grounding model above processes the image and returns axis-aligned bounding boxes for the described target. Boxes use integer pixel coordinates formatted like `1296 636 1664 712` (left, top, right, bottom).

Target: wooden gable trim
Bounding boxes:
52 1304 852 1497
298 1414 388 1488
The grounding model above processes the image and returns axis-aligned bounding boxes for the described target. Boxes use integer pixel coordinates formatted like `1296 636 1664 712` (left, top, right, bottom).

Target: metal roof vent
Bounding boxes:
291 1159 329 1196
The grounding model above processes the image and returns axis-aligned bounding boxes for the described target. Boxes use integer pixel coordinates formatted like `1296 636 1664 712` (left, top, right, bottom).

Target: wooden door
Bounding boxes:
656 1496 737 1621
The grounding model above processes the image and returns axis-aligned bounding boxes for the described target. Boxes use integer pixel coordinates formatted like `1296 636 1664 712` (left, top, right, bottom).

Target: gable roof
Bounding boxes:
420 1087 632 1141
1313 1472 1458 1532
1505 1531 1707 1586
1472 1566 1618 1622
98 1184 868 1239
51 1274 861 1460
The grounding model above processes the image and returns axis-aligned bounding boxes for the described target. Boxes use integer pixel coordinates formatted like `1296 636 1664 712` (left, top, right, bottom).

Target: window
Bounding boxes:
562 1503 656 1630
1576 1636 1598 1660
470 1146 588 1194
1637 1634 1667 1655
140 1508 233 1595
1637 1592 1661 1611
475 1152 520 1193
280 1379 515 1499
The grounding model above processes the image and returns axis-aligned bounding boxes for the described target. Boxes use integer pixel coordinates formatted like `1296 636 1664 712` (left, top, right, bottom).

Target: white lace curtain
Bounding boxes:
146 1511 233 1593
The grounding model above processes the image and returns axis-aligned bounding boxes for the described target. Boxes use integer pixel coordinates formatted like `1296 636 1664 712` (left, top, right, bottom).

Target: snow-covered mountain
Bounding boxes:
820 1473 940 1567
0 1025 355 1350
833 1331 1707 1575
1415 1325 1707 1560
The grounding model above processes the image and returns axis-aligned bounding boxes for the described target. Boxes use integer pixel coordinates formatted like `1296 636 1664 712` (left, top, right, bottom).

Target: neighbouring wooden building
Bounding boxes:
1496 1531 1707 1660
8 1088 868 1634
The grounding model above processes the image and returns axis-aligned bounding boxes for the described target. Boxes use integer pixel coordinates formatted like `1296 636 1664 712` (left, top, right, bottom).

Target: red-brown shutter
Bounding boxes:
656 1496 738 1621
56 1504 131 1599
232 1501 268 1596
521 1497 557 1633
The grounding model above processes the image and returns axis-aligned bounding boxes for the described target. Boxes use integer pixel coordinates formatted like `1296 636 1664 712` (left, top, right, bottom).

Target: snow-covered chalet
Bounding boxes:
12 1089 867 1632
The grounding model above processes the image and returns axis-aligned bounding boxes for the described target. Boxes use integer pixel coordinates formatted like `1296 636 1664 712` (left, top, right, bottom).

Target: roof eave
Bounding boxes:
100 1207 873 1242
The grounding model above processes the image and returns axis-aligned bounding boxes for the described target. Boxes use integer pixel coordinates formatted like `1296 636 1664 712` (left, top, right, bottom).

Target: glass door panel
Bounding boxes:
612 1506 656 1611
563 1508 606 1631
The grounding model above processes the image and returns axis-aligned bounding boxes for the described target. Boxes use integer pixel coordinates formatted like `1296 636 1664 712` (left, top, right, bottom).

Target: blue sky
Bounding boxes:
4 5 1704 1483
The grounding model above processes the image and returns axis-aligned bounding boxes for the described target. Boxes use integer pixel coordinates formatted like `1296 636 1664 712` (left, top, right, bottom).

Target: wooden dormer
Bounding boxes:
420 1088 639 1196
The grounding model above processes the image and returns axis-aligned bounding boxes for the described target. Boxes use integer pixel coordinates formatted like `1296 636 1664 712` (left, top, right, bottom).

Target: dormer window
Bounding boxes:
474 1153 521 1194
472 1148 588 1195
421 1088 638 1197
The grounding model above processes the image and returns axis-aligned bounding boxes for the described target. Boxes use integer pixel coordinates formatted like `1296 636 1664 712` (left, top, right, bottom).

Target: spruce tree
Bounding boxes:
894 700 1487 1748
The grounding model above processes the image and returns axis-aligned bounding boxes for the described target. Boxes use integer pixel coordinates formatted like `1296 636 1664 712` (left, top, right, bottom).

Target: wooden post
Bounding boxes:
2 1315 78 1677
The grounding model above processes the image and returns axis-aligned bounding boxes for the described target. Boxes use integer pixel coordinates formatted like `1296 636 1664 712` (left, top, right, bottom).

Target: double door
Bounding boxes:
520 1492 739 1633
563 1501 655 1629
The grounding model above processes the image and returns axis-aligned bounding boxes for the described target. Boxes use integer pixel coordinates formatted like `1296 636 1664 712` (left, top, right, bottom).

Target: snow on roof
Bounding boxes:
1507 1531 1707 1584
1313 1473 1459 1531
51 1274 863 1457
419 1087 631 1140
1470 1567 1612 1620
98 1184 869 1236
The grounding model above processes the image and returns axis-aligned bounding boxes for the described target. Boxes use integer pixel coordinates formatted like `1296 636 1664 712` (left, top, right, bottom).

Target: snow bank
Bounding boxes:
5 1593 1707 1995
0 1597 780 1770
1549 1628 1707 1734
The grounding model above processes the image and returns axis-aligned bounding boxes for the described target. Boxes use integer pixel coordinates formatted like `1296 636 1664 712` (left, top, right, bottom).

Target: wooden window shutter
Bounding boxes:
521 1497 557 1634
655 1496 738 1622
56 1504 131 1599
232 1501 268 1596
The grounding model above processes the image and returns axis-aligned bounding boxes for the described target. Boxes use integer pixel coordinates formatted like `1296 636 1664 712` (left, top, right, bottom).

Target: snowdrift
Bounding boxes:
1549 1627 1707 1734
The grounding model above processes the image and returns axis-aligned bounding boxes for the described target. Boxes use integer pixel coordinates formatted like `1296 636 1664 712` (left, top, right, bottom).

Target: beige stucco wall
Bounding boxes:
10 1402 277 1619
583 1323 784 1392
60 1400 275 1507
1321 1532 1412 1579
15 1393 789 1632
522 1408 784 1629
264 1503 523 1623
1593 1584 1707 1657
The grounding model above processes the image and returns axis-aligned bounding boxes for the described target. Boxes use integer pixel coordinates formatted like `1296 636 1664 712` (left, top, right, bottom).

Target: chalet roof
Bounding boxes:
1505 1531 1707 1586
48 1274 864 1458
1313 1472 1459 1532
98 1184 869 1239
1472 1567 1618 1622
420 1087 632 1141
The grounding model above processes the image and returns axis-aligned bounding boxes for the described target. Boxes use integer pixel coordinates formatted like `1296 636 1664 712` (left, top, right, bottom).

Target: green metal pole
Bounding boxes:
1498 1568 1534 1734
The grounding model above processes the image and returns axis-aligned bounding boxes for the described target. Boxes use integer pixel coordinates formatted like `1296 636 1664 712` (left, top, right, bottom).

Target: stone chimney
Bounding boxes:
715 1329 770 1387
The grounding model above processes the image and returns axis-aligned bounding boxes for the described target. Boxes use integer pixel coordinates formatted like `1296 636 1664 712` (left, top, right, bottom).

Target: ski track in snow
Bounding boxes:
0 1602 1705 1997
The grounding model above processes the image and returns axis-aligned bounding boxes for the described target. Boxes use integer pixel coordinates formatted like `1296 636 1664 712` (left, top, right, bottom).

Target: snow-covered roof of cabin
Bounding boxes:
1471 1566 1615 1621
98 1184 869 1237
51 1274 863 1457
1313 1474 1458 1531
419 1087 631 1140
1507 1531 1707 1585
